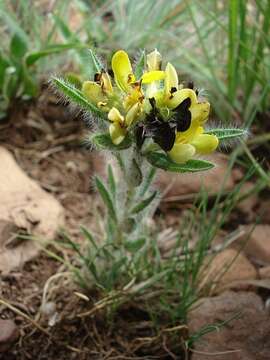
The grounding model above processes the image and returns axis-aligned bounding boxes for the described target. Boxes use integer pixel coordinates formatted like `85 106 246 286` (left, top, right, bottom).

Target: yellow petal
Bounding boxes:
165 63 179 96
100 72 113 93
147 49 162 71
126 103 140 127
191 134 219 154
166 88 197 109
123 85 144 110
168 143 196 164
108 107 124 124
175 123 202 144
82 81 106 104
141 71 165 83
109 122 126 145
190 101 210 124
111 50 135 92
97 101 109 111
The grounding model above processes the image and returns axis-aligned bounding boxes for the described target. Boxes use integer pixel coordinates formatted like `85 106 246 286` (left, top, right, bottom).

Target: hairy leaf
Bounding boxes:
52 77 105 116
107 164 116 198
146 152 215 172
90 133 132 150
95 176 117 223
131 191 157 214
206 128 247 141
89 49 103 74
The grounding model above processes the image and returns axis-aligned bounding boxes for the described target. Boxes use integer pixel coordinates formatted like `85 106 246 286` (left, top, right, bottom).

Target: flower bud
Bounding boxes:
147 49 162 71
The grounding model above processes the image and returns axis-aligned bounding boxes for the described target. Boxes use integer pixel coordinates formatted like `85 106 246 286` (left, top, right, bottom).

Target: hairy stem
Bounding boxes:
111 147 157 245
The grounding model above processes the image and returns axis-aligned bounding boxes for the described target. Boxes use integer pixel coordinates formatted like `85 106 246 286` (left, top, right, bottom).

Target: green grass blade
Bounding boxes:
245 0 270 103
228 0 239 102
0 8 29 46
25 43 87 66
10 34 28 60
52 14 77 41
80 226 98 251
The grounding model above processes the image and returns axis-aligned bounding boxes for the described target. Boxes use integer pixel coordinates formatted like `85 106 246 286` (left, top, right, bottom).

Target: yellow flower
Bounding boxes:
162 63 210 126
108 107 126 145
164 87 218 163
168 125 219 164
81 49 219 161
147 49 162 71
164 63 179 99
111 50 165 111
108 104 141 145
82 71 113 108
168 89 210 127
112 50 165 92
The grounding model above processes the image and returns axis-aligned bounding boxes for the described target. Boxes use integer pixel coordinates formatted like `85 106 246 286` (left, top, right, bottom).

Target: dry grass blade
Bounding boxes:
0 298 50 337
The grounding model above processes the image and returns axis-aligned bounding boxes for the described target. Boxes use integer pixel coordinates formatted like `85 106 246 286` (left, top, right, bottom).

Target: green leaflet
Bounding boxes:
146 152 215 173
140 167 156 197
205 128 247 141
131 191 157 214
80 226 98 251
107 164 116 198
52 77 105 117
52 14 76 41
90 133 132 150
95 176 117 223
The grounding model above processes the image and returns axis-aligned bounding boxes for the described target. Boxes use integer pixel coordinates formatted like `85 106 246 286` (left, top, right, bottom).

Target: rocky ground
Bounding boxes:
0 88 270 359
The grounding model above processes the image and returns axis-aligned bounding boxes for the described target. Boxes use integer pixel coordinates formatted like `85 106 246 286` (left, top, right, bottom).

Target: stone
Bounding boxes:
259 266 270 279
258 200 270 224
0 147 64 273
236 225 270 265
200 248 257 293
188 291 270 360
0 319 19 352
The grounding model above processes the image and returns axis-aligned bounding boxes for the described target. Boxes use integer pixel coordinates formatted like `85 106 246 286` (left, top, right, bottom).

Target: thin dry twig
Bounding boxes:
190 348 242 356
0 298 50 337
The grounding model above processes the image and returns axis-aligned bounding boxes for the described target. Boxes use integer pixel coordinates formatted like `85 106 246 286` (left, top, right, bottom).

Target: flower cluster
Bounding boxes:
82 49 218 164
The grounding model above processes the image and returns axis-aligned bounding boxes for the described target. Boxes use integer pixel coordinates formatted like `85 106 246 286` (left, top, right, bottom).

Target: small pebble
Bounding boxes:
265 298 270 313
0 319 19 352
